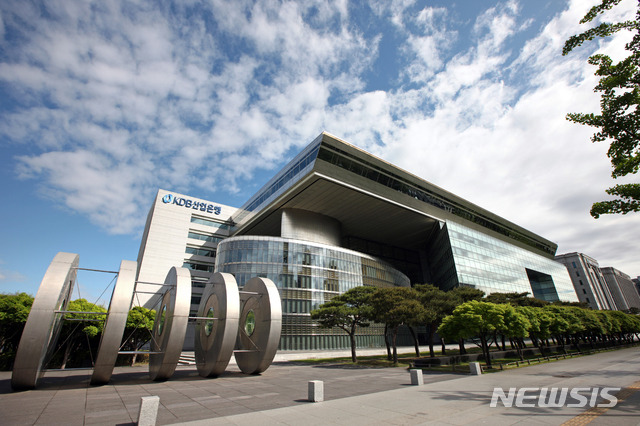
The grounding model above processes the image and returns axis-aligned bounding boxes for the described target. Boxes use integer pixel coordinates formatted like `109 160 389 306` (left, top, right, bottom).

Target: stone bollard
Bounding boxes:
469 362 482 375
138 395 160 426
308 380 324 402
410 369 424 386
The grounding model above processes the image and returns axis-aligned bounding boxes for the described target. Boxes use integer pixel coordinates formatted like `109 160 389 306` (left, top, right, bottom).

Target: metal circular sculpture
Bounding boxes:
194 272 240 377
11 252 79 390
90 260 137 385
235 277 282 374
149 267 191 381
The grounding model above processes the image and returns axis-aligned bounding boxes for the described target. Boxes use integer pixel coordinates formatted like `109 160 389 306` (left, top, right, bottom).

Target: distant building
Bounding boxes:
555 252 616 310
601 267 640 310
138 132 578 351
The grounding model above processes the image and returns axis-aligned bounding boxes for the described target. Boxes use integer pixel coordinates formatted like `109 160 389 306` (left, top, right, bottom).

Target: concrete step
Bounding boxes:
178 352 196 365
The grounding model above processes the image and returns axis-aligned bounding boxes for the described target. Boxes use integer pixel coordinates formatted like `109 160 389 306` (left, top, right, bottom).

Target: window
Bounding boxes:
579 280 583 286
190 216 229 230
186 246 215 257
239 143 320 215
192 280 207 288
572 262 577 268
183 262 214 273
188 231 222 244
582 289 586 294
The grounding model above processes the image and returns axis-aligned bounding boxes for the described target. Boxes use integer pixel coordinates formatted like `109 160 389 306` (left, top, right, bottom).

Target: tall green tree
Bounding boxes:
57 299 107 369
485 292 548 307
449 286 486 304
121 306 156 366
517 306 552 351
310 286 375 363
369 287 425 363
438 301 508 369
606 310 640 343
567 306 603 349
0 293 34 370
414 284 484 357
449 286 485 354
500 305 531 361
563 0 640 217
543 306 584 353
414 284 453 358
595 310 614 342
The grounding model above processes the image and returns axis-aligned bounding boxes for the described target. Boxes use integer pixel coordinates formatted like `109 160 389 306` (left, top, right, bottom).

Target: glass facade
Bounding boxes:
446 221 577 302
232 141 321 227
215 235 410 350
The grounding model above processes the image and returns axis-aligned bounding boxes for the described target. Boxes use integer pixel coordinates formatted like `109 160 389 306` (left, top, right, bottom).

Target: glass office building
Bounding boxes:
216 235 410 350
138 132 578 351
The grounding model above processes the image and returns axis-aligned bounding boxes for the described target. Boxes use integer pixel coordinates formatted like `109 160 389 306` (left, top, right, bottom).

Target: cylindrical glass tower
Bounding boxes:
215 235 410 350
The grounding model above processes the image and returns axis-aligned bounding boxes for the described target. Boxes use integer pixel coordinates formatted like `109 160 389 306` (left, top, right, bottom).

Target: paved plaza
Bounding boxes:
0 346 639 425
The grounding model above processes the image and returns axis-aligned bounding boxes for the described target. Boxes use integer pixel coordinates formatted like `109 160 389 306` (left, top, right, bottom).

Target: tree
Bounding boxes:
449 286 485 354
369 287 425 363
517 306 551 350
485 292 548 307
56 299 107 369
543 306 584 353
449 286 486 304
414 284 484 357
0 293 34 370
121 306 156 366
500 305 531 361
606 310 640 343
438 301 508 369
310 286 375 363
595 310 614 342
563 0 640 217
414 284 454 358
567 306 604 349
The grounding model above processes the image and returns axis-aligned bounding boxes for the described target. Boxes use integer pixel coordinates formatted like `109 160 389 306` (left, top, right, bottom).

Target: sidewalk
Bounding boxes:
176 346 640 425
0 346 638 425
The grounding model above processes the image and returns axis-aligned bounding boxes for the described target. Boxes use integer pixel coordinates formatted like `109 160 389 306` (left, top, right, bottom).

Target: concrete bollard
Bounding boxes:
138 395 160 426
410 369 424 386
469 362 482 375
308 380 324 402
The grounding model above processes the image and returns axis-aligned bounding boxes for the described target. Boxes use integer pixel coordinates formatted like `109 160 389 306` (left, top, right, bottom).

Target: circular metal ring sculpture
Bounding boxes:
90 260 137 385
149 267 191 381
11 252 79 391
235 277 282 374
194 272 240 377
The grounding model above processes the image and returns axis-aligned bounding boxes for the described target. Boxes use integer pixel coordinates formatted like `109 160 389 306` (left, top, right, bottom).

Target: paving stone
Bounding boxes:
2 347 640 426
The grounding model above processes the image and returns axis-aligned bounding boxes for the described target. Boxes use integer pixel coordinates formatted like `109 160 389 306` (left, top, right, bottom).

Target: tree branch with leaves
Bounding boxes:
563 0 640 217
310 286 375 363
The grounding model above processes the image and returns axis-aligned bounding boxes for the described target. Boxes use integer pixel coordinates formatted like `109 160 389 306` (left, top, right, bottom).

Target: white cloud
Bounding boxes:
0 0 377 234
1 0 639 277
372 0 640 275
0 268 27 284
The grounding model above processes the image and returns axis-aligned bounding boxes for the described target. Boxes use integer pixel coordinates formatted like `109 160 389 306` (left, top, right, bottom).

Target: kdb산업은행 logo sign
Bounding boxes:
162 194 221 215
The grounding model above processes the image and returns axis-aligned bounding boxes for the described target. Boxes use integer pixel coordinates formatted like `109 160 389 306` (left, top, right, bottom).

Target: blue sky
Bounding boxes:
1 0 639 301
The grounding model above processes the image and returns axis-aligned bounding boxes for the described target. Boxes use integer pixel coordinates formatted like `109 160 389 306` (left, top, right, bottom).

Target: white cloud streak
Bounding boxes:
1 0 639 275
